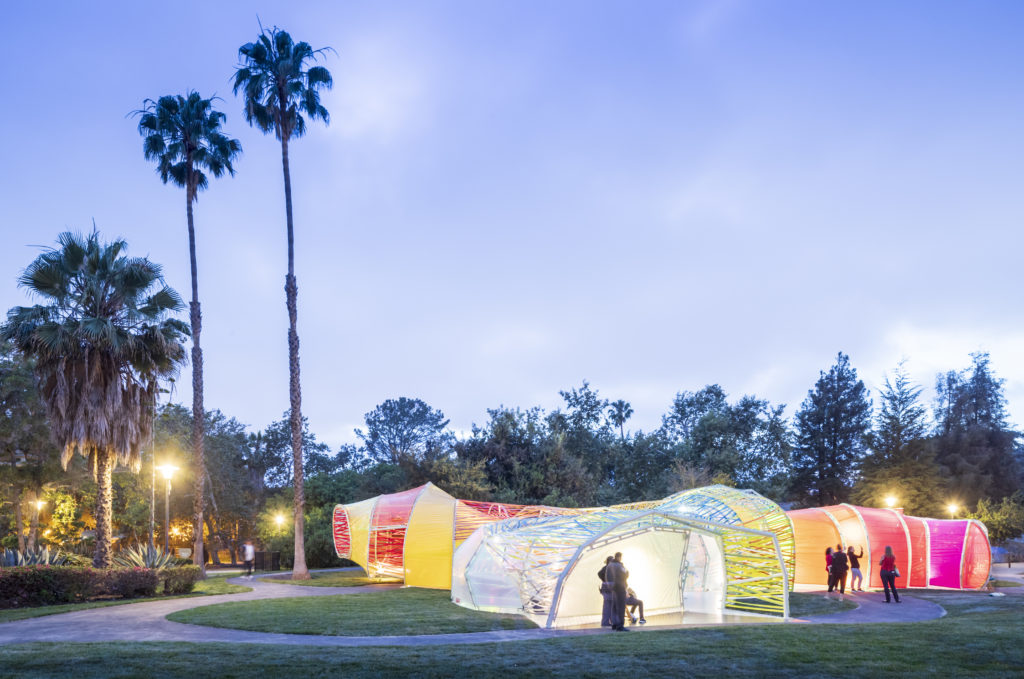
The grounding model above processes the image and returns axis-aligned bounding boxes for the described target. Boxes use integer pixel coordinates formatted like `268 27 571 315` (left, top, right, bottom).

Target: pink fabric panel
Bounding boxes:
927 519 967 588
962 521 991 590
858 507 909 590
902 515 930 588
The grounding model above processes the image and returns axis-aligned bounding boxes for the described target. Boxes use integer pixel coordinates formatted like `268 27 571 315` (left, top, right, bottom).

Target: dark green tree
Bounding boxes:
356 398 453 466
933 352 1021 506
136 91 241 570
606 400 634 441
791 352 872 506
234 25 333 580
853 363 946 515
2 232 188 566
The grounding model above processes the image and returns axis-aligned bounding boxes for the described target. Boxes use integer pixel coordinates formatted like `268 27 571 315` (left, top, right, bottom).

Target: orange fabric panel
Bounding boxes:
962 521 992 590
902 515 930 588
788 509 840 586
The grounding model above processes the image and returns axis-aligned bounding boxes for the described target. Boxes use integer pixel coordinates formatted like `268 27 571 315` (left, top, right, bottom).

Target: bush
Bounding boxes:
103 567 160 599
113 544 176 570
163 565 202 594
0 566 98 608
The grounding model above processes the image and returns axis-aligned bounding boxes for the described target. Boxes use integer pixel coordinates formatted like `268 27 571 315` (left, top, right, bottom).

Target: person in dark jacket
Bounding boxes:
847 545 865 591
606 552 630 631
597 556 614 627
828 543 849 597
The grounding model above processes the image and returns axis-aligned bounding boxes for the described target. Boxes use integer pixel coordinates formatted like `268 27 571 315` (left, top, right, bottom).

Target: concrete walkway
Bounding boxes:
0 570 954 648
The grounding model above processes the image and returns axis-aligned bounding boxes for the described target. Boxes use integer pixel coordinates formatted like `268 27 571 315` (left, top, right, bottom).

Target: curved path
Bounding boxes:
0 569 950 648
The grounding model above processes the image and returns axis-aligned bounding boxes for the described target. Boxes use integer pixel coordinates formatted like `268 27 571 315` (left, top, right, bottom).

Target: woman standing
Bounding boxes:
848 545 865 591
824 547 833 589
879 545 901 603
597 556 615 627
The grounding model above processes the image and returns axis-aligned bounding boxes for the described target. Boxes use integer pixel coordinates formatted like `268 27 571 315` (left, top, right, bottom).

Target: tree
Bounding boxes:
660 385 792 499
234 24 333 581
356 398 453 466
967 493 1024 544
933 352 1021 506
2 232 188 566
791 352 872 506
0 341 61 551
136 92 241 571
853 363 946 515
606 400 633 441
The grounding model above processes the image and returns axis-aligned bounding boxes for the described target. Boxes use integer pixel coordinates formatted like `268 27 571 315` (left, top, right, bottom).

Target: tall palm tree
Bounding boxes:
2 231 188 567
608 400 634 442
135 92 241 571
233 25 332 579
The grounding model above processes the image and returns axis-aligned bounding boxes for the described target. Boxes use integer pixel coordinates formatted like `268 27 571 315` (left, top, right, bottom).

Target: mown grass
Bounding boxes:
2 592 1022 678
988 579 1022 588
788 591 858 617
264 568 376 587
0 574 251 623
168 587 536 635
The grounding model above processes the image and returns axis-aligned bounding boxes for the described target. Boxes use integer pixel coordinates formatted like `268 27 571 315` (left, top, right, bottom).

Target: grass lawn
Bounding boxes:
988 579 1022 588
168 587 536 635
264 568 376 587
788 591 858 617
1 592 1021 678
0 574 251 624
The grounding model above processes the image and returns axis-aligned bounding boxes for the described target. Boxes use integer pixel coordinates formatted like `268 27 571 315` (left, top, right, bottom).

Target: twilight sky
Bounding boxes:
1 0 1022 449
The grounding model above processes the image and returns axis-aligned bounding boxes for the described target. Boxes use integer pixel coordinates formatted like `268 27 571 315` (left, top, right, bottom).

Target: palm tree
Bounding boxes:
135 92 241 571
607 400 634 441
2 231 188 567
233 25 332 580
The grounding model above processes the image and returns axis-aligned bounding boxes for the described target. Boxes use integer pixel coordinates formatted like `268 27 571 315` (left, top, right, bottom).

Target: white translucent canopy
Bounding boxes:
451 509 788 628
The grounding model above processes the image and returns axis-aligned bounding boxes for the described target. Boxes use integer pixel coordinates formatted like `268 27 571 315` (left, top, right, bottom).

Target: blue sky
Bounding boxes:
1 1 1022 448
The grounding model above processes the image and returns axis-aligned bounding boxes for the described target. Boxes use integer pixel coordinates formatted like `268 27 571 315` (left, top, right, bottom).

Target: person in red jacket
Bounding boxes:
880 545 901 603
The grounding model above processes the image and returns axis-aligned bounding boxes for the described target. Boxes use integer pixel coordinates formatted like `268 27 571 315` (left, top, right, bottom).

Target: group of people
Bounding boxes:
598 552 646 630
825 543 901 603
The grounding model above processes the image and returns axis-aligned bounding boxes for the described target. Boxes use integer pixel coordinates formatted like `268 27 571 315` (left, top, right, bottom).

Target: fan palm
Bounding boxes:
135 92 241 571
608 400 634 441
2 231 188 567
233 25 333 579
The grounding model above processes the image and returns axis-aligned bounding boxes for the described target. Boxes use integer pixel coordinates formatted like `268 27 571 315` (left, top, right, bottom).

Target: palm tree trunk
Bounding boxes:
94 448 114 568
187 189 207 574
27 490 39 552
13 486 25 552
280 137 309 580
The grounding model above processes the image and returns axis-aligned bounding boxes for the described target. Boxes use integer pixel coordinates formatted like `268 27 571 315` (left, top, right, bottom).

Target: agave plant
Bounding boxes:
1 546 70 567
113 543 176 570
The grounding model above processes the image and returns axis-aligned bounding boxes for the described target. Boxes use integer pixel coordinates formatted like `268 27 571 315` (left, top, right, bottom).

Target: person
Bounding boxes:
243 539 255 579
606 552 630 631
824 547 833 583
828 543 849 598
847 545 865 592
879 545 901 603
625 586 646 624
597 556 615 627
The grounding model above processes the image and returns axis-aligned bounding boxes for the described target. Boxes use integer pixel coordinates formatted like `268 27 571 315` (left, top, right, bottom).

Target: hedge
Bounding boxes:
162 565 202 594
0 565 160 608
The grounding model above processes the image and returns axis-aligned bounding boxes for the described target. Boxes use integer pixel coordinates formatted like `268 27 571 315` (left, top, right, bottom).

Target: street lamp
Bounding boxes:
275 514 285 529
155 464 178 553
947 503 959 517
885 496 897 509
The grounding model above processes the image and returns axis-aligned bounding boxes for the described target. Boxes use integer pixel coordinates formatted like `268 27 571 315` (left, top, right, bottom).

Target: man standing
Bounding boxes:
607 551 630 631
243 539 255 579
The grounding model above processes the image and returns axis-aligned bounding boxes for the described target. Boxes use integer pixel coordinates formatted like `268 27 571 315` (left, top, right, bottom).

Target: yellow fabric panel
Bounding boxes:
344 497 377 575
404 483 457 589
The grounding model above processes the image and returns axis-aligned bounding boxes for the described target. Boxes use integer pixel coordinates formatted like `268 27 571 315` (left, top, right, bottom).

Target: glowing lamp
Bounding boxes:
35 500 46 511
275 514 285 527
884 496 897 508
156 464 178 480
947 503 958 517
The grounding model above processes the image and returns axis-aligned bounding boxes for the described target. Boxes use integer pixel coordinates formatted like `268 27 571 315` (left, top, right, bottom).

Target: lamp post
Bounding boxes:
156 465 178 553
885 496 897 509
947 503 959 518
275 514 285 530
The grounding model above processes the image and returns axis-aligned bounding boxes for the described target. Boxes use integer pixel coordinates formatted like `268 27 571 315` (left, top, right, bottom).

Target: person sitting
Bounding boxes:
625 586 646 624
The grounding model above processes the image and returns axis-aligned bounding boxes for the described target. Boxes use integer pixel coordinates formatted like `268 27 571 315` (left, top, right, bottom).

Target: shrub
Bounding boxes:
113 544 175 570
0 566 98 608
103 567 160 599
163 565 202 594
1 547 72 567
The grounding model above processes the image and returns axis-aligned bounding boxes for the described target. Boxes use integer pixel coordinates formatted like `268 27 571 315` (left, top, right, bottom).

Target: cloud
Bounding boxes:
329 32 434 144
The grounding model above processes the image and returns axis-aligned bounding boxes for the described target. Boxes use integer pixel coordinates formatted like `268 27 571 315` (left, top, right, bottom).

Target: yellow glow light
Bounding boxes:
885 496 897 508
275 514 285 527
947 503 958 516
35 500 46 511
156 464 178 480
